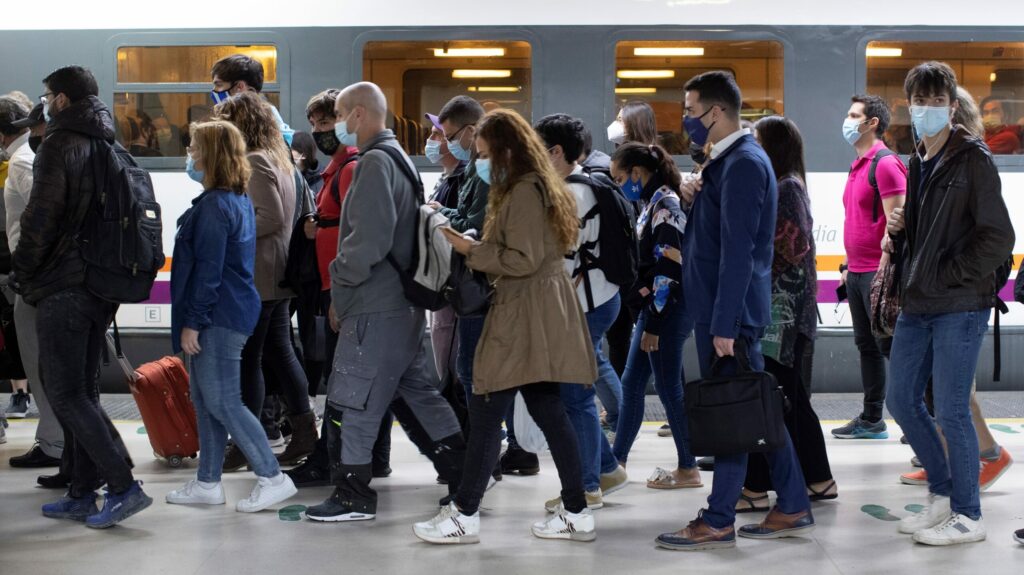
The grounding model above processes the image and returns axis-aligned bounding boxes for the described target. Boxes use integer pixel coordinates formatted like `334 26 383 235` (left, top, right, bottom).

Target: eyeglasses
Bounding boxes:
39 92 53 104
443 124 470 146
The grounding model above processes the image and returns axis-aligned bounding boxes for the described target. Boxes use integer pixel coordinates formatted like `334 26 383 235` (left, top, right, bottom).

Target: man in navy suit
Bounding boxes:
656 72 815 551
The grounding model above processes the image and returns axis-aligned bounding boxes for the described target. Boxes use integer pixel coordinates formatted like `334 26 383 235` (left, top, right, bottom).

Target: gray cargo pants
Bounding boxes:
15 294 64 458
328 307 461 466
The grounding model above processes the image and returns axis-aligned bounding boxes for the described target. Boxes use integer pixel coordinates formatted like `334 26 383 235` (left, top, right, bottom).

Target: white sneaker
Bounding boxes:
236 473 298 513
899 494 951 534
531 504 596 542
913 513 987 546
413 502 480 545
166 479 226 505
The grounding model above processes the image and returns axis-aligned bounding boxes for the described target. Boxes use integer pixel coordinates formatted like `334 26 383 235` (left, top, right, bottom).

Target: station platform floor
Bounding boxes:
1 393 1023 574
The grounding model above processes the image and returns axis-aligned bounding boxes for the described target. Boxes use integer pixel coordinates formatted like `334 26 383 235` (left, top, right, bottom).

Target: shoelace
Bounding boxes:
933 514 964 532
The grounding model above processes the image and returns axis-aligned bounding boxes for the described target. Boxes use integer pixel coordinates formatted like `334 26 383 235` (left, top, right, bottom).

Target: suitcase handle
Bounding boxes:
708 337 753 376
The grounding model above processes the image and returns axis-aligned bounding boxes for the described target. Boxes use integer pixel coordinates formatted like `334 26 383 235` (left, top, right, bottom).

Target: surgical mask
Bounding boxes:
607 120 626 145
910 105 951 138
334 117 359 148
683 108 715 147
28 135 42 154
474 158 492 185
449 131 472 162
185 155 205 184
313 130 340 156
42 100 51 123
425 139 444 164
620 171 643 202
983 114 1002 129
842 118 866 146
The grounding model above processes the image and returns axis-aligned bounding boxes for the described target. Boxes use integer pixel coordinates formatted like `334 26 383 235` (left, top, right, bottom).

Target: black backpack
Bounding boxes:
853 148 903 222
75 140 164 303
565 172 639 309
991 254 1014 382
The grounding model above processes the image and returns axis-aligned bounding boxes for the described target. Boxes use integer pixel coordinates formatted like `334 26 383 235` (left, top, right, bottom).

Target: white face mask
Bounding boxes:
607 120 626 145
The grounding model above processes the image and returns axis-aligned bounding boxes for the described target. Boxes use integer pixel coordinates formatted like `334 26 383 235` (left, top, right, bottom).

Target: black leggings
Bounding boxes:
241 299 312 419
455 382 585 515
746 336 833 492
606 305 636 377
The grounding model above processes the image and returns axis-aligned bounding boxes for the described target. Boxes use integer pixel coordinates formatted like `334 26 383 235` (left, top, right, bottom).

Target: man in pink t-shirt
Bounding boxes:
832 94 907 440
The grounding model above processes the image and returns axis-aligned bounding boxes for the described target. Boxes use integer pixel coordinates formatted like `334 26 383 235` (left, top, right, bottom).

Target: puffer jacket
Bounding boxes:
13 96 116 305
900 126 1015 314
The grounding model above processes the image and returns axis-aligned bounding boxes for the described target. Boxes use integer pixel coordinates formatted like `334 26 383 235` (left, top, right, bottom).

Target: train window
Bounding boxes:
866 41 1024 155
362 40 532 155
614 40 784 154
115 45 280 157
112 92 281 158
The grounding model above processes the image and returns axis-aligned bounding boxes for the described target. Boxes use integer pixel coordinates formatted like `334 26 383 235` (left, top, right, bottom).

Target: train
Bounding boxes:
3 0 1024 390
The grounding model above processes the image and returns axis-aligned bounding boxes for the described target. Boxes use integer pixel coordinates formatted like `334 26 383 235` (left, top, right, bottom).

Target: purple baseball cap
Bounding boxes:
424 113 443 131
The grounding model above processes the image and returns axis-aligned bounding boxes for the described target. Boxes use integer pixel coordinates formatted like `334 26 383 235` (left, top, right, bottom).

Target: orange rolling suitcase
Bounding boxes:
107 325 198 468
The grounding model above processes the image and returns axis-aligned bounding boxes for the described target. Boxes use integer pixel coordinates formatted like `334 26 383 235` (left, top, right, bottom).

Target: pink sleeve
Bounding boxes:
875 155 908 199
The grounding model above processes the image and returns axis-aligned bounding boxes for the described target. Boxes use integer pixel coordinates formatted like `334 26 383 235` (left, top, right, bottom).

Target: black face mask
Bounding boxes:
689 141 707 165
29 135 43 154
313 130 340 157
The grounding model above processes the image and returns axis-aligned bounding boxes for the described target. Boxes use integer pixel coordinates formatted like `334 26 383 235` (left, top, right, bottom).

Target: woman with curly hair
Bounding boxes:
413 109 598 545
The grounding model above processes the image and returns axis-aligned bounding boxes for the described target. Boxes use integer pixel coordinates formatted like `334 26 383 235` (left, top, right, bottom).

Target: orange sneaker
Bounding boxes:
900 469 928 486
980 449 1013 492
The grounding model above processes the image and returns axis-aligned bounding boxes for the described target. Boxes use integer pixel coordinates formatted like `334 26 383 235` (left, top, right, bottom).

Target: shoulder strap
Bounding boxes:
365 144 423 202
869 149 896 221
330 154 359 206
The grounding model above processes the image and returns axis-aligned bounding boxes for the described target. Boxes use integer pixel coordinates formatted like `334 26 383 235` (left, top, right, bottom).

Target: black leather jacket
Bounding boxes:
12 96 116 304
900 126 1015 314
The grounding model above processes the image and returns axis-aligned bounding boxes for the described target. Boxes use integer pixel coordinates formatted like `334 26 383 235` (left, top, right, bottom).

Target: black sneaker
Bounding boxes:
305 488 376 522
1014 528 1024 545
10 444 61 468
285 459 332 488
38 472 72 489
222 444 249 472
372 466 392 478
831 417 889 440
500 446 540 476
657 423 673 437
5 391 30 418
697 456 715 472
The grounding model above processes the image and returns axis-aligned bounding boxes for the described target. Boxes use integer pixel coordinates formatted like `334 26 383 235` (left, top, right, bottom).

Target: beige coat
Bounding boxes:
248 150 296 301
465 173 597 394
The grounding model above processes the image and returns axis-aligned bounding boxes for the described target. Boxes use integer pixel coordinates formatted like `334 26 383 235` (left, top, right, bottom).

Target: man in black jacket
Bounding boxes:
885 61 1014 547
13 66 152 529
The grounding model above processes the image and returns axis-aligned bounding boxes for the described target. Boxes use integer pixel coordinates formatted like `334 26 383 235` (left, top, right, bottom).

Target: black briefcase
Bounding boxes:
684 341 788 457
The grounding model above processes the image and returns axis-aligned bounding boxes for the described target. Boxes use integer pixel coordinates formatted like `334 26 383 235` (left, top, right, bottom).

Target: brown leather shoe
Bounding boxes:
276 412 319 466
738 506 815 539
656 511 736 551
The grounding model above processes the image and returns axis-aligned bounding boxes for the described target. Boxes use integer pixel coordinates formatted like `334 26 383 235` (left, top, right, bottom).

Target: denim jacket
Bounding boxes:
170 188 261 352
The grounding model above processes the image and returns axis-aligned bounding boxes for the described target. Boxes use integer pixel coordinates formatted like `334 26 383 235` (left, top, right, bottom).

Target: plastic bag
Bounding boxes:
513 392 548 454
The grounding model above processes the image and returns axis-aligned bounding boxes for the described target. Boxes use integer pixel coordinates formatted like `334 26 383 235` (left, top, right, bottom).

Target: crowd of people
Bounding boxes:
0 55 1021 548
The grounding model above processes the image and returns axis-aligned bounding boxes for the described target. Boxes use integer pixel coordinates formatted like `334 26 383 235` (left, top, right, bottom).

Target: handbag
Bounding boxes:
513 391 548 454
445 249 493 317
870 236 904 338
684 339 788 457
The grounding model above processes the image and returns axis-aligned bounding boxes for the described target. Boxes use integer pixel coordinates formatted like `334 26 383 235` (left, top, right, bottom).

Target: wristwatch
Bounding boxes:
838 263 848 273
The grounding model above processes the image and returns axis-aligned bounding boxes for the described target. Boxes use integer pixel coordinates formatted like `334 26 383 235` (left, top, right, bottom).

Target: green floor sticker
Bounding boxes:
989 424 1019 434
278 505 307 522
137 427 147 435
861 504 900 521
904 504 924 514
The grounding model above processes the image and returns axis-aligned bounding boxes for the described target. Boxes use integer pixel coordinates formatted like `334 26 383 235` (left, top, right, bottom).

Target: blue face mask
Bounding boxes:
683 107 715 147
335 116 359 148
910 105 951 138
475 158 492 185
210 85 234 105
620 172 643 201
448 127 473 162
185 155 205 184
842 118 866 146
424 139 444 164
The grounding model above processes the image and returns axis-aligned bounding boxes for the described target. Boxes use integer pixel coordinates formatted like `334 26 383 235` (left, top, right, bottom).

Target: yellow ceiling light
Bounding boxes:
468 86 521 92
866 47 903 58
991 72 998 82
633 47 704 57
434 48 506 58
615 87 658 94
452 69 512 79
617 69 676 79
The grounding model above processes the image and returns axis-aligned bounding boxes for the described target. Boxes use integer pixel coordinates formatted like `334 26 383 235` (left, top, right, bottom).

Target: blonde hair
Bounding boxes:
954 86 984 138
189 120 251 194
213 92 293 174
476 109 578 253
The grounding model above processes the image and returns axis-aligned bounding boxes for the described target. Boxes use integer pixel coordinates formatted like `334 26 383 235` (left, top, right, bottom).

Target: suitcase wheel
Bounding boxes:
168 455 184 468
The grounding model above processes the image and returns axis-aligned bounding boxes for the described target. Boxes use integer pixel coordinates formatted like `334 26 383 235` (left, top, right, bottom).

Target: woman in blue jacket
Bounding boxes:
166 120 297 513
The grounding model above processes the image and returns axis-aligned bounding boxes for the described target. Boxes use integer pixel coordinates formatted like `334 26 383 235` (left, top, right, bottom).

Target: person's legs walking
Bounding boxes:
612 313 652 464
834 271 890 437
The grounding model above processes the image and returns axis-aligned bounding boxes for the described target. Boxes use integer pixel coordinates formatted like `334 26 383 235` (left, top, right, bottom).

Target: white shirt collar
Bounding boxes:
569 164 584 177
3 131 29 155
709 128 751 160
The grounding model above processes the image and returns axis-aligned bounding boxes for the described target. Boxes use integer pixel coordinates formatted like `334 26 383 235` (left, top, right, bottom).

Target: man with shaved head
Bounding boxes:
305 82 466 523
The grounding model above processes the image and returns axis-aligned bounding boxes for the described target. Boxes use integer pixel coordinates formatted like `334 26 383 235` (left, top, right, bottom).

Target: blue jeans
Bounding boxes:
562 294 623 491
191 326 281 482
613 304 696 470
886 310 989 520
694 323 810 529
